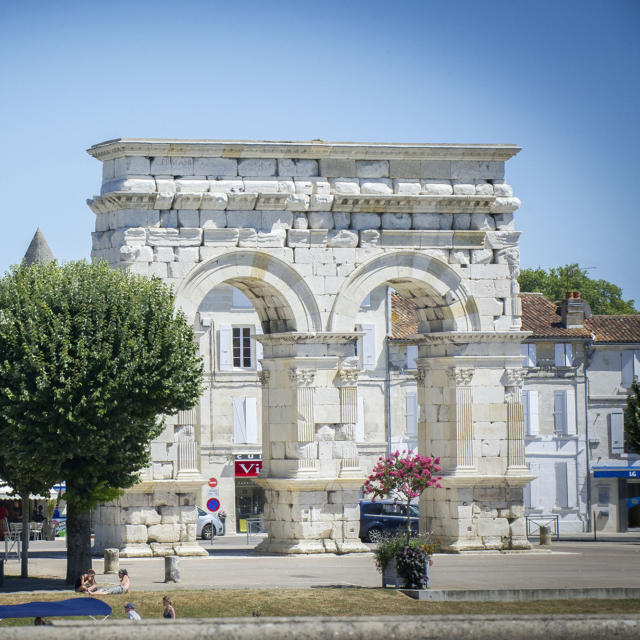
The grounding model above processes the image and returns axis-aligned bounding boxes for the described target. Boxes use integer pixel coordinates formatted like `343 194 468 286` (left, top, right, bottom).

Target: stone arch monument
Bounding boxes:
88 139 531 554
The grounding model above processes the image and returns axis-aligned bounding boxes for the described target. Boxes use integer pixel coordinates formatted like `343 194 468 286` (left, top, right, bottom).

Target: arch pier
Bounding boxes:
86 138 530 554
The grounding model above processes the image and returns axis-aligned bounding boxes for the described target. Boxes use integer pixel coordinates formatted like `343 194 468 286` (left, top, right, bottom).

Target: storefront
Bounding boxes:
234 455 264 533
593 467 640 532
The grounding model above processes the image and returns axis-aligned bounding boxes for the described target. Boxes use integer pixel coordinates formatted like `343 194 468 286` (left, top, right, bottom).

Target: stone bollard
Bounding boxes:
104 548 120 574
539 525 552 546
165 555 180 583
0 559 4 587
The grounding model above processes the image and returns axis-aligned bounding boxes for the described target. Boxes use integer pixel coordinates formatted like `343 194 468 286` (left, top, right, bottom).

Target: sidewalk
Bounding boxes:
2 533 640 593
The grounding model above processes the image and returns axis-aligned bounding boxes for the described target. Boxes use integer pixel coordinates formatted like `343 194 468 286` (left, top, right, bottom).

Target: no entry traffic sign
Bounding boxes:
208 477 218 488
206 497 220 512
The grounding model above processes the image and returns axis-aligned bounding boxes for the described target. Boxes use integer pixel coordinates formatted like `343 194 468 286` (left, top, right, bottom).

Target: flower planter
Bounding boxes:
381 557 430 589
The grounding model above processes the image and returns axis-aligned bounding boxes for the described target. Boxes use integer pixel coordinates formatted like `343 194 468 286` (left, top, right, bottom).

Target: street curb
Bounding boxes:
400 587 640 601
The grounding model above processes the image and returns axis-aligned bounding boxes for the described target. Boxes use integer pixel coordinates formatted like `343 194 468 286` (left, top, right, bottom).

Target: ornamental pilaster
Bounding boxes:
503 368 527 471
448 367 475 471
337 358 359 425
289 368 316 442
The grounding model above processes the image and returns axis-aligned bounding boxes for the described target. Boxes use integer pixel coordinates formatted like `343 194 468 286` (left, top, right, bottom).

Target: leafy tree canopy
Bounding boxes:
0 260 203 580
518 264 637 315
625 378 640 456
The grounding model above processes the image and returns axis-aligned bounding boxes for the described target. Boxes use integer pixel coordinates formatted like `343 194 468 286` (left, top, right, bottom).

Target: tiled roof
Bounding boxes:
520 293 591 338
586 315 640 344
390 292 418 339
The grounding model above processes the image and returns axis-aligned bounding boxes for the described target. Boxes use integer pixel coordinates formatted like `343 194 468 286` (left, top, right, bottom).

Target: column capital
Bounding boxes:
288 367 315 386
502 367 526 388
337 358 359 386
448 367 474 386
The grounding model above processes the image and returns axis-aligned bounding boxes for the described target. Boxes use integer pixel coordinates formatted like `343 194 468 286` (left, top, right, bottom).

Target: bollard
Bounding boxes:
0 559 4 587
164 555 180 583
104 548 120 574
539 525 552 546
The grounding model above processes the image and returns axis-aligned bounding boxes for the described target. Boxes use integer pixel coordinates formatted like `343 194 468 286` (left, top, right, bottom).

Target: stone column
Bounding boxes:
449 367 475 472
254 333 368 554
504 368 527 473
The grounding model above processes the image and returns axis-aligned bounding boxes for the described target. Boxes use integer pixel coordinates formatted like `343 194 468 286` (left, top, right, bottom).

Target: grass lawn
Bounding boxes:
1 589 640 626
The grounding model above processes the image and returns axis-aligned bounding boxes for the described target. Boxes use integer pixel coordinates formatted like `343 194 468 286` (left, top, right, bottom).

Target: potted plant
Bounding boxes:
363 450 442 589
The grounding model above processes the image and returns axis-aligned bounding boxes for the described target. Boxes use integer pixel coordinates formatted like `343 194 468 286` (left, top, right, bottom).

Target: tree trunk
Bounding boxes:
65 503 92 585
405 496 412 546
20 492 29 578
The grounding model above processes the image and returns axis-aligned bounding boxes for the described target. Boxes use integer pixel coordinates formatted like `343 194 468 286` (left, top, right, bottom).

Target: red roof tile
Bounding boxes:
585 315 640 344
520 293 591 338
390 292 418 339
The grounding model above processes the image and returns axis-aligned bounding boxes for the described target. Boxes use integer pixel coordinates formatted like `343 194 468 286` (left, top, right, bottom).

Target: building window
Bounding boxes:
610 411 624 454
233 327 252 368
621 349 640 387
521 343 537 368
554 343 573 367
522 389 539 436
553 389 576 435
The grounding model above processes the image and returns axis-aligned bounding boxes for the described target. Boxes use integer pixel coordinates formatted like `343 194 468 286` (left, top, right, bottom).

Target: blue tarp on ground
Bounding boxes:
0 597 111 619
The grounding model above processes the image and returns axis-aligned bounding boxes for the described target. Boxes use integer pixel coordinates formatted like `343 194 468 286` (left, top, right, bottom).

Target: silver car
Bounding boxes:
196 507 224 540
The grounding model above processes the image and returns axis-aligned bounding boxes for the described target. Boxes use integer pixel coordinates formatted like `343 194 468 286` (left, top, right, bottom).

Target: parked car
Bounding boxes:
196 507 224 540
359 499 419 542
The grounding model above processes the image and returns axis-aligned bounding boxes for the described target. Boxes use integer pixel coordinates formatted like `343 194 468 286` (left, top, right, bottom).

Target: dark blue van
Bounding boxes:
359 499 419 542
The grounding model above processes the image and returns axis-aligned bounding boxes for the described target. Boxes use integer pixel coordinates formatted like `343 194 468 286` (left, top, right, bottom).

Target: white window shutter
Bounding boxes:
567 460 577 508
622 350 635 387
555 461 569 508
233 397 247 443
528 462 541 509
245 397 258 444
361 324 376 371
254 325 263 371
564 343 573 366
406 345 418 370
554 390 567 435
521 344 529 367
219 324 232 371
529 390 539 436
355 393 365 443
610 412 624 454
566 387 576 435
406 391 417 436
528 344 537 367
634 350 640 380
554 344 565 367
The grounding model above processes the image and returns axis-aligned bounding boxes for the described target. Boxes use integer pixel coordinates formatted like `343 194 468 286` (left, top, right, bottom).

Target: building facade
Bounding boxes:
87 138 531 555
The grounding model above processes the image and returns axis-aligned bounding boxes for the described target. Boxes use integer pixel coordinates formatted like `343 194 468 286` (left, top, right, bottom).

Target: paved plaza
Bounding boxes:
2 533 639 593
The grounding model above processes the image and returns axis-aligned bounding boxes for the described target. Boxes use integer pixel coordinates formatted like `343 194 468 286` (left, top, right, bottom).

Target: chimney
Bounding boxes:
561 291 585 328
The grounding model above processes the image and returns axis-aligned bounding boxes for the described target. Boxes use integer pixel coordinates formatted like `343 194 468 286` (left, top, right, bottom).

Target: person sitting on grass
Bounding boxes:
93 568 130 595
124 603 141 621
75 568 98 593
162 595 176 619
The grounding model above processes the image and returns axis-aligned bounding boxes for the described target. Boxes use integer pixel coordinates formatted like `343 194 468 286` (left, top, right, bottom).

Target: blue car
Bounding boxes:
359 499 419 542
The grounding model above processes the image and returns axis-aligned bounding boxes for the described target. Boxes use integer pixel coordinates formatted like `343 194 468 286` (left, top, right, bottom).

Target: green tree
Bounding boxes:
518 264 637 315
624 378 640 455
0 261 203 584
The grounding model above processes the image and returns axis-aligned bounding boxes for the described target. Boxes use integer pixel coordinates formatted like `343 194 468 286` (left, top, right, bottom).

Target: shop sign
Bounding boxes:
235 460 263 477
594 467 640 478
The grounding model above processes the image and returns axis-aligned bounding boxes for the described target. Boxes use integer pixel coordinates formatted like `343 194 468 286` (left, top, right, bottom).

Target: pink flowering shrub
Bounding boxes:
363 450 442 544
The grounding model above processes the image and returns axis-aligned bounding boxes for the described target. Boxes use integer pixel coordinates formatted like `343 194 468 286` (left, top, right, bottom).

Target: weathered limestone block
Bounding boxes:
147 228 202 247
309 194 334 210
194 157 237 176
477 517 510 537
154 247 175 262
175 178 209 192
492 180 514 197
449 249 470 264
120 544 153 558
203 228 239 247
159 506 181 524
413 213 439 230
360 178 392 194
237 228 257 247
470 213 496 230
351 213 380 230
451 161 504 180
452 182 476 195
319 158 356 177
168 262 196 278
307 211 334 229
485 231 520 249
124 508 161 526
382 213 411 229
153 491 180 507
244 178 280 193
227 192 258 210
160 210 178 228
330 178 360 195
209 179 243 193
421 179 453 195
148 524 181 543
453 213 471 230
200 193 228 210
261 211 293 231
101 177 156 195
258 230 287 247
360 230 380 247
177 210 199 227
199 210 227 228
333 212 350 230
491 197 521 214
471 248 494 264
356 160 389 178
150 543 175 556
494 213 515 230
420 160 451 179
123 525 148 543
475 181 494 195
328 229 358 248
286 194 309 211
119 245 153 263
173 542 208 556
393 179 421 194
278 159 318 177
238 159 277 176
389 159 421 178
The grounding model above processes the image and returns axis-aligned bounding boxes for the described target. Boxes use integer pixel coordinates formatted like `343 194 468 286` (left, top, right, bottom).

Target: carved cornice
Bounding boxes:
87 139 521 162
414 331 532 345
447 367 474 386
288 368 316 386
256 332 361 345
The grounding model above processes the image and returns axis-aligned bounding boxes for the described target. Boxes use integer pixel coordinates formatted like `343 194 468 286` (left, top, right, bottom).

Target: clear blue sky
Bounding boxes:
2 0 638 307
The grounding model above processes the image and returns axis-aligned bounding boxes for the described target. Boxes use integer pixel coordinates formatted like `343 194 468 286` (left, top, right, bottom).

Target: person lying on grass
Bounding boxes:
92 569 130 595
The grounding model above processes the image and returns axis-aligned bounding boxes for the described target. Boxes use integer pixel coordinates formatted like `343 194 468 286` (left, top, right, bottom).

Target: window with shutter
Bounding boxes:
219 325 233 371
554 343 572 367
521 344 537 368
555 461 569 508
554 390 568 435
406 345 418 370
232 326 252 369
622 350 635 387
233 397 247 443
358 324 376 371
610 412 624 454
